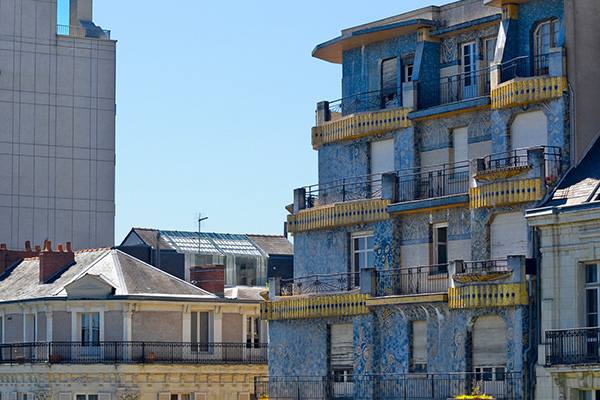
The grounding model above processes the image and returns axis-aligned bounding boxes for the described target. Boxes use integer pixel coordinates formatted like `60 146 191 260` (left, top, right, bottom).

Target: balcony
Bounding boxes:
255 372 525 400
545 327 600 366
0 341 267 365
313 88 412 149
57 24 111 40
500 54 550 83
376 264 449 297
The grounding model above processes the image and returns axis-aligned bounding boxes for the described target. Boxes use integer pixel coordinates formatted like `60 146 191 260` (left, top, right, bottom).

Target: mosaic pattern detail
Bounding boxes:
448 283 529 309
491 77 567 109
440 24 499 64
474 165 531 181
287 200 390 233
261 294 370 320
399 206 471 244
418 27 439 43
312 108 412 149
469 178 541 208
418 110 492 151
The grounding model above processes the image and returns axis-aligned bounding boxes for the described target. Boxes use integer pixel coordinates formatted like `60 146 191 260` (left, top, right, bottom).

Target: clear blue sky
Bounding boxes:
62 0 454 243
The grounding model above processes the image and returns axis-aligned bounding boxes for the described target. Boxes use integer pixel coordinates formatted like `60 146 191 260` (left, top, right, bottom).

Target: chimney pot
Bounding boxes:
35 245 41 251
0 243 6 250
44 241 52 252
25 241 31 251
66 242 72 252
57 244 63 252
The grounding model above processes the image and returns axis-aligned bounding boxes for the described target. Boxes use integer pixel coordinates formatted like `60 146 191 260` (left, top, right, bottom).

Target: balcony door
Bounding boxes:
329 324 354 398
473 316 507 399
381 58 398 109
79 313 101 360
462 42 477 100
370 139 395 198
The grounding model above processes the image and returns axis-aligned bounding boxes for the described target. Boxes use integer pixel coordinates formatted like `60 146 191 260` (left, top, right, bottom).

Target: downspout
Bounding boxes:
568 82 575 167
524 225 541 400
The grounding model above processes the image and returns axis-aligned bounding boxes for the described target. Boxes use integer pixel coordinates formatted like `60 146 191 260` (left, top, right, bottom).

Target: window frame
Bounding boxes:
80 312 100 345
75 395 99 400
432 224 448 273
585 263 600 328
246 315 261 348
350 231 374 286
191 310 212 351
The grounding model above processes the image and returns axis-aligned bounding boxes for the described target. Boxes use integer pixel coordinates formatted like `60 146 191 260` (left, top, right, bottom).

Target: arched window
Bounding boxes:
533 18 561 75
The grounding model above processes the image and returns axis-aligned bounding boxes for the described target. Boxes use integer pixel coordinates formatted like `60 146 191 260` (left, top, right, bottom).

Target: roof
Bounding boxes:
247 235 294 256
224 285 267 301
535 136 600 210
0 248 217 302
120 228 175 250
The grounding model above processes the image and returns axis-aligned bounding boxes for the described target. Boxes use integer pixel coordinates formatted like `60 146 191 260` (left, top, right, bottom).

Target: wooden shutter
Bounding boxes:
381 58 398 93
330 323 354 369
99 394 111 400
491 212 528 259
412 320 427 364
194 394 206 400
59 394 71 400
473 316 507 366
158 393 170 400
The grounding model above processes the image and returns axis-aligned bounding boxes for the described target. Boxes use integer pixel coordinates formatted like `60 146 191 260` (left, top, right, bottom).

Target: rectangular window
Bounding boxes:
433 225 448 272
484 38 497 66
580 390 600 400
76 395 98 400
191 311 210 351
170 395 191 400
81 313 100 345
329 324 354 389
461 42 477 99
403 64 413 83
381 57 399 109
247 316 260 347
410 321 427 372
586 264 600 327
236 256 257 286
351 232 374 287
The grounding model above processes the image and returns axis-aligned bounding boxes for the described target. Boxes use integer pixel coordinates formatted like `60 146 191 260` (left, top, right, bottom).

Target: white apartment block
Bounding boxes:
0 0 116 250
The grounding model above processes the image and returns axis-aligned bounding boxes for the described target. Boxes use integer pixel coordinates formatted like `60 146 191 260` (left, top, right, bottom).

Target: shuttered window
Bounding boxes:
191 311 210 351
473 316 507 367
330 323 354 371
411 320 427 372
381 58 399 108
490 212 528 260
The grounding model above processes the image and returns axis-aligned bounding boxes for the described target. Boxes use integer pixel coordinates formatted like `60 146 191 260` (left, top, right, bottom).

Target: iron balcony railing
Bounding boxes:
478 145 562 185
280 271 360 296
325 87 403 118
255 372 524 400
417 68 491 109
0 341 267 365
462 259 509 274
500 54 550 83
545 327 600 366
303 161 469 210
57 24 111 40
377 264 449 296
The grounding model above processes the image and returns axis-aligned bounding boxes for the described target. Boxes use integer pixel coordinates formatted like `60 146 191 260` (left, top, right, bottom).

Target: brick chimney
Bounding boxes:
0 241 40 275
39 241 75 283
190 265 225 297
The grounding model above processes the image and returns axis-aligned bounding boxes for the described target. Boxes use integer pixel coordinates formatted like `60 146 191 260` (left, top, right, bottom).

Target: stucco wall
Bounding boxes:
104 310 123 341
131 311 182 342
222 313 243 343
37 312 46 340
53 311 71 341
4 313 22 342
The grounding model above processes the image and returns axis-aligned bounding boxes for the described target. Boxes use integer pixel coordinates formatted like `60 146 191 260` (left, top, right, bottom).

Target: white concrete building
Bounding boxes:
0 0 116 250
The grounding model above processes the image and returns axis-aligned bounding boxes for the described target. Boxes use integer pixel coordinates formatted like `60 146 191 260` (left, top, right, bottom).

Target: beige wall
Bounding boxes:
53 311 71 341
468 140 491 161
4 313 22 342
37 312 46 340
104 310 123 341
131 311 182 342
222 313 243 343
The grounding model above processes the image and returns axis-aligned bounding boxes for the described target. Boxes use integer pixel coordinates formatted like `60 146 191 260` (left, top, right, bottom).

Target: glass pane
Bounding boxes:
357 252 365 269
76 395 86 400
587 314 598 328
588 289 598 313
171 395 178 400
89 396 98 400
191 312 198 343
181 395 191 400
366 236 374 250
587 264 598 283
367 250 374 268
200 312 209 343
437 227 447 243
354 237 364 251
438 244 448 264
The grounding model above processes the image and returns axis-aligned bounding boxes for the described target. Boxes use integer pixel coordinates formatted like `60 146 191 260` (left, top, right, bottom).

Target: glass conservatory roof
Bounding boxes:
159 230 266 257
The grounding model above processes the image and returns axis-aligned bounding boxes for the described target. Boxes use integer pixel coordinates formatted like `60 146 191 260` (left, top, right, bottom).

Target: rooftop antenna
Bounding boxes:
198 213 208 266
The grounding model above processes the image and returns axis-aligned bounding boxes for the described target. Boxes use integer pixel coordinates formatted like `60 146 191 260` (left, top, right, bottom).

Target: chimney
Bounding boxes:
70 0 93 25
39 241 75 283
190 265 225 297
0 242 41 275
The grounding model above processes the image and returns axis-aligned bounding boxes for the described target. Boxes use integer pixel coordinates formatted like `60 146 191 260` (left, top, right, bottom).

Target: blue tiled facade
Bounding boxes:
267 0 571 398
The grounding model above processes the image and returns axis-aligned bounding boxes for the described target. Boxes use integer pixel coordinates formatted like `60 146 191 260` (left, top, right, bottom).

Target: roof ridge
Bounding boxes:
73 247 112 254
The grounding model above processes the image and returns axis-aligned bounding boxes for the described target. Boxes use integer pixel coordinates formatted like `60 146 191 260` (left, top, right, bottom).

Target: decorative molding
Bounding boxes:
448 283 529 309
117 389 140 400
287 200 391 233
366 294 448 307
418 27 439 43
469 178 542 208
312 108 412 149
491 77 567 109
33 390 52 400
474 165 531 181
502 4 518 20
261 294 370 320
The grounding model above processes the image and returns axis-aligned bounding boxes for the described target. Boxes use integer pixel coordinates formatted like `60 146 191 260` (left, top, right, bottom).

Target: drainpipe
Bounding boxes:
568 82 575 167
523 226 541 400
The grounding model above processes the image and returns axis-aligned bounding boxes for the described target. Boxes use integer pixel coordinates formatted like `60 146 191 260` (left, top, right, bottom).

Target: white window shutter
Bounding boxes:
194 394 206 400
238 393 250 400
99 394 111 400
158 393 170 400
59 394 72 400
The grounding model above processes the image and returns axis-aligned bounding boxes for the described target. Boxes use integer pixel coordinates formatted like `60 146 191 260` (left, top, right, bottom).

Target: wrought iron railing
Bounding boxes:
305 173 384 208
377 264 449 296
462 259 509 274
255 372 525 400
478 145 562 185
546 327 600 366
280 272 360 296
57 24 111 40
0 341 267 365
325 87 403 118
500 54 550 83
417 68 491 109
396 161 470 203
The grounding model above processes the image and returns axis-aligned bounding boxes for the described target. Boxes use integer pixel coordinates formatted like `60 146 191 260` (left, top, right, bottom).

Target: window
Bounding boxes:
76 395 98 400
351 232 374 286
236 256 257 286
410 321 427 372
534 18 561 75
580 390 600 400
403 63 413 83
461 42 477 99
247 316 260 347
483 38 496 91
381 57 399 109
191 311 210 351
586 264 600 327
170 395 191 400
450 127 469 171
81 313 100 345
329 324 354 396
433 225 448 272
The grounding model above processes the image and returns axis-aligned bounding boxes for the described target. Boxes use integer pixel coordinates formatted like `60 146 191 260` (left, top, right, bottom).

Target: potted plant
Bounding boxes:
49 354 61 363
144 354 155 363
454 384 493 399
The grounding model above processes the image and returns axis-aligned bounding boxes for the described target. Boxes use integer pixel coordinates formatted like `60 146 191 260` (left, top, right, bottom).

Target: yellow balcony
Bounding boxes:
491 76 567 109
260 293 370 320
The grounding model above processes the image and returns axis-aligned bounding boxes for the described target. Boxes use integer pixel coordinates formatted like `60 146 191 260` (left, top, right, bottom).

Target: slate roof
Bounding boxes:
0 248 216 302
247 235 294 256
538 136 600 209
121 228 175 250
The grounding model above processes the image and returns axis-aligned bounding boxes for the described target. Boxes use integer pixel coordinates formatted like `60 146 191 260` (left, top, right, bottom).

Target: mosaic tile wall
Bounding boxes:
517 0 565 57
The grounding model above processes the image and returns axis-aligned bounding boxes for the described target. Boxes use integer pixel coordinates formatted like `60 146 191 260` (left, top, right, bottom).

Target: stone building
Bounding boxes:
0 242 267 400
258 0 600 398
0 0 116 250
